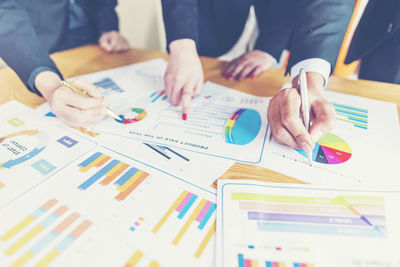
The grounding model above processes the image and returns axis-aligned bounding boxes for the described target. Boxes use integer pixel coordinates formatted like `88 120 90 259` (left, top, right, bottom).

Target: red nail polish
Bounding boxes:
228 76 233 81
250 74 255 79
182 113 187 120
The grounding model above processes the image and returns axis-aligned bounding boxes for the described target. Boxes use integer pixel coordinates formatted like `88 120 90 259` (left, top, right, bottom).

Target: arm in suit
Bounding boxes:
89 0 119 35
0 0 61 96
254 0 298 62
161 0 199 47
287 0 355 74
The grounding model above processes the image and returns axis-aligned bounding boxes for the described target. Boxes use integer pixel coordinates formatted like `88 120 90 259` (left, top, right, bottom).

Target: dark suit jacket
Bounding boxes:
0 0 118 95
162 0 354 74
345 0 400 63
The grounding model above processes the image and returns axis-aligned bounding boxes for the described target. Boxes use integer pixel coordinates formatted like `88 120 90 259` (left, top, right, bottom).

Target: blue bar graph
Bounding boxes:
178 195 198 219
114 167 139 186
78 152 102 168
78 160 120 190
198 204 216 230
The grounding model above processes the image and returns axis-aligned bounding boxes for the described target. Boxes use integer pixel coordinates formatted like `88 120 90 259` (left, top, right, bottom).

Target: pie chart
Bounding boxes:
296 133 352 164
115 108 147 124
224 108 261 145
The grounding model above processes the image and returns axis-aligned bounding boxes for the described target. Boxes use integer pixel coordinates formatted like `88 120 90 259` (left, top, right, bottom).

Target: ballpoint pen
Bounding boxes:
298 69 312 165
61 80 121 121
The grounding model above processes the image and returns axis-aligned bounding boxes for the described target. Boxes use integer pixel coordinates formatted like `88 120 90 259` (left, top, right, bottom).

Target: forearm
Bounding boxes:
161 0 199 47
93 0 119 34
0 0 61 95
287 0 355 74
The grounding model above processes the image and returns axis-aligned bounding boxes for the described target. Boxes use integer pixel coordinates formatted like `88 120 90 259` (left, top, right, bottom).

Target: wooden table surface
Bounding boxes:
1 45 400 185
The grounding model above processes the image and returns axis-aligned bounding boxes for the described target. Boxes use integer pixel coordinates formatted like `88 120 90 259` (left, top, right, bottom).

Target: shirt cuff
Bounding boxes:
27 66 63 97
290 58 331 88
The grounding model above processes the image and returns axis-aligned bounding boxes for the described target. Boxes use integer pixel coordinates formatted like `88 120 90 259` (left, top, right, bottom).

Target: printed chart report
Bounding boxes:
0 145 217 267
262 91 400 186
0 111 97 207
216 180 400 267
93 81 270 163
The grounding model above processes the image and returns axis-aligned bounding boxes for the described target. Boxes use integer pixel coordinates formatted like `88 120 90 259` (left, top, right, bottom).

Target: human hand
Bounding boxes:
267 72 336 154
223 50 275 80
35 71 108 127
164 39 204 120
99 31 130 53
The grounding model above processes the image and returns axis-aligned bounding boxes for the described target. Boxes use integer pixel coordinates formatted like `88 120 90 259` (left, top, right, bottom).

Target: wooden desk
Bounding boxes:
1 45 400 184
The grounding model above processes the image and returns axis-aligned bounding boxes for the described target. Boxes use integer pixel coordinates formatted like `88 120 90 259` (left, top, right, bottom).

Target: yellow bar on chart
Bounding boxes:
195 220 216 258
117 170 144 192
279 262 286 267
100 162 129 185
173 199 207 245
35 250 59 267
0 216 36 242
0 181 4 188
79 154 108 172
148 261 160 267
11 251 34 267
152 191 188 234
5 226 43 255
125 250 144 267
251 260 259 267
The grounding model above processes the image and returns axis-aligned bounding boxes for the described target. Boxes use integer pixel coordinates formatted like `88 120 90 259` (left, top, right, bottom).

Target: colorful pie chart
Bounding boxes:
115 108 147 124
224 108 261 145
296 133 352 164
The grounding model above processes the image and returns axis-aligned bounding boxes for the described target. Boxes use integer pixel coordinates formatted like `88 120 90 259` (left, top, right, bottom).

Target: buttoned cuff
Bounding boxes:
290 58 331 88
27 66 63 97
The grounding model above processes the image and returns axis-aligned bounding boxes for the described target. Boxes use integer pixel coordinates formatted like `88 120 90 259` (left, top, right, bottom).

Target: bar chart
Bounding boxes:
332 102 368 130
0 199 92 266
124 250 160 267
152 190 216 258
93 77 124 96
232 192 387 237
77 152 150 201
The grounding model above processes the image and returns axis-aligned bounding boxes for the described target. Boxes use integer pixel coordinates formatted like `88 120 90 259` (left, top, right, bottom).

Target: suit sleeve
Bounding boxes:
0 0 61 96
287 0 355 75
161 0 199 47
92 0 119 34
254 0 297 62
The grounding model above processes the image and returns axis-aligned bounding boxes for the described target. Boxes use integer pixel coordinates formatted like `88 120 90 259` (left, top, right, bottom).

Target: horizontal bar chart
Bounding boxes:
152 190 216 258
77 152 150 201
233 192 386 238
0 199 92 266
332 102 368 130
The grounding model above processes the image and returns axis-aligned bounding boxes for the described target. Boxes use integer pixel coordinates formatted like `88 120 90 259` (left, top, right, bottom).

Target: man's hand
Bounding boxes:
267 72 336 154
164 39 204 119
35 71 108 127
99 31 130 53
223 50 275 80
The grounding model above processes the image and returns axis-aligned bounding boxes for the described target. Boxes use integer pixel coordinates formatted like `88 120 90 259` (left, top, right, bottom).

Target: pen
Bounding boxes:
298 69 312 165
61 80 121 121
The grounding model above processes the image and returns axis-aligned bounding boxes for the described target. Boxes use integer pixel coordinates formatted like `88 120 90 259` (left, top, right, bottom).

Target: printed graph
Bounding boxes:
0 130 48 170
152 190 216 258
144 143 190 161
296 133 352 165
0 199 91 267
93 77 124 95
224 108 261 145
332 102 368 130
77 152 150 201
124 250 159 267
232 192 386 237
149 90 167 103
115 108 147 124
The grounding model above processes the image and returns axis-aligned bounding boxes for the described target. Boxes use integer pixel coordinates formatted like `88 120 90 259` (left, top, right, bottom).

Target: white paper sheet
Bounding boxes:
216 179 400 267
262 91 400 186
0 146 217 267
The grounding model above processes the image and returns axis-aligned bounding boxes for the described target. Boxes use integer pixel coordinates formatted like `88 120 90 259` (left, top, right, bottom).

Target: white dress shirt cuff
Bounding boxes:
290 58 331 88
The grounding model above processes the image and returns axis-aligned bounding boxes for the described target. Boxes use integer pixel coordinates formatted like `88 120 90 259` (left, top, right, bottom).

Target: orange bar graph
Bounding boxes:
115 172 149 201
96 155 111 167
100 162 129 185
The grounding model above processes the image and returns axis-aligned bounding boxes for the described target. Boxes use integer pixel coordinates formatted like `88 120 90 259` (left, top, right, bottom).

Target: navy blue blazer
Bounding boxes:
162 0 354 74
0 0 118 95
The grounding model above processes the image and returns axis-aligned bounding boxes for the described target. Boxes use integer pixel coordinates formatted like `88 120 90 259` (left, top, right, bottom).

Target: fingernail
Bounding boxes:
223 72 228 77
311 130 324 142
250 74 255 79
182 113 187 121
301 142 312 153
